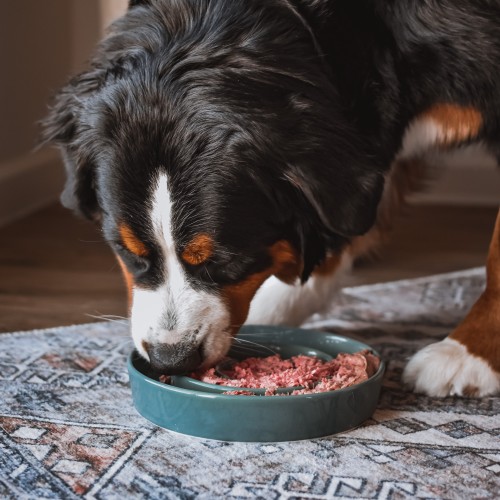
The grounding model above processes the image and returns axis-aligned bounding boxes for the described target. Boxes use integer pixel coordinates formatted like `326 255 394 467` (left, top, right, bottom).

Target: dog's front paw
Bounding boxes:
246 276 305 326
403 338 500 397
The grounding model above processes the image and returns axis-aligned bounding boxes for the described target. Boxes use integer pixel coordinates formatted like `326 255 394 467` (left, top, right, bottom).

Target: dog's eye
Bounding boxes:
197 255 258 285
129 254 151 275
114 243 151 276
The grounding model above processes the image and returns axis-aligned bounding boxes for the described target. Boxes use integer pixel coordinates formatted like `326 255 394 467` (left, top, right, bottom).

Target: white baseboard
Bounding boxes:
0 148 65 227
409 146 500 207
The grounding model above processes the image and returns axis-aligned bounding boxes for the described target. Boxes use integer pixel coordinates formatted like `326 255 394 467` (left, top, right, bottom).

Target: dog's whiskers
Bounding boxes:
85 313 129 325
232 337 277 355
229 346 276 357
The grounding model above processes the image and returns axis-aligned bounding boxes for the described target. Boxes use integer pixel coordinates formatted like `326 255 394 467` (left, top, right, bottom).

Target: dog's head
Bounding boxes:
43 0 384 373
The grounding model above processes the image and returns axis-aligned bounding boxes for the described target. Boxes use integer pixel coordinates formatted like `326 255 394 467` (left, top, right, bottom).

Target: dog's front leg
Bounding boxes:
403 210 500 397
246 253 352 326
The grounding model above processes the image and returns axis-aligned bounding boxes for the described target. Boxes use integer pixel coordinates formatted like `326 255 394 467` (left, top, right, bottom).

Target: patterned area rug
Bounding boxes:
1 268 499 499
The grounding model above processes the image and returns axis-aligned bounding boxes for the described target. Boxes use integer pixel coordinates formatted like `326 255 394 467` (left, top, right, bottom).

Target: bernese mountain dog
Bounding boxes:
43 0 500 397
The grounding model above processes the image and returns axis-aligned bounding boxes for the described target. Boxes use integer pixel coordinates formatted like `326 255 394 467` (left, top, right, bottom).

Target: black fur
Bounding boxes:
43 0 500 289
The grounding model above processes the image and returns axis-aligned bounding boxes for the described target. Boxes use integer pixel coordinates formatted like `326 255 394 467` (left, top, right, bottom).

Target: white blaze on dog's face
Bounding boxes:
129 173 232 369
112 169 305 373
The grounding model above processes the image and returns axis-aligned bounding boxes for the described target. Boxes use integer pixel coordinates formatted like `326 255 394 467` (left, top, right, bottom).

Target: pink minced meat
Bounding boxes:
190 350 380 396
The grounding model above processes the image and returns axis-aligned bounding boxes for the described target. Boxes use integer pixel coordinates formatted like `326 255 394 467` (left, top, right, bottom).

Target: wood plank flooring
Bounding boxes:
0 203 497 333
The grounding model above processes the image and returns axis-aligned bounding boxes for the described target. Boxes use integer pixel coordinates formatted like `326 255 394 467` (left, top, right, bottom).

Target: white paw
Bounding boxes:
403 338 500 397
246 253 350 326
245 276 308 326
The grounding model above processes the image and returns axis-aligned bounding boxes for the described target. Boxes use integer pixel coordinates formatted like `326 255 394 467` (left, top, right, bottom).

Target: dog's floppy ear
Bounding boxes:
42 69 107 222
285 158 384 282
267 75 386 240
58 147 100 222
286 156 384 240
279 112 385 282
296 216 329 283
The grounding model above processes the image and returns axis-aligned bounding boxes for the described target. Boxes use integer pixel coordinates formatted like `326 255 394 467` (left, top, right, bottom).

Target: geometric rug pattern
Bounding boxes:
0 267 498 498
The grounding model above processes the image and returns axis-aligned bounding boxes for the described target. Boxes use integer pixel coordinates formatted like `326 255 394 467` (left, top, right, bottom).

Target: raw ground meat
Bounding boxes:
189 349 380 396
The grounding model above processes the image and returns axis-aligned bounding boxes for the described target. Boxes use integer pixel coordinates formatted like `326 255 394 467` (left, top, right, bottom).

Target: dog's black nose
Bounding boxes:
146 343 202 374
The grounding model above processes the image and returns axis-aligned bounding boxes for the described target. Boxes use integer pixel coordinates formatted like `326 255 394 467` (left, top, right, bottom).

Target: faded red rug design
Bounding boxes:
0 268 498 499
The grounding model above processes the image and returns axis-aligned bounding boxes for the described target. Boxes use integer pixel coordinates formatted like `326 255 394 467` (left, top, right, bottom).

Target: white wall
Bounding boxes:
0 0 127 227
72 0 128 73
410 146 500 206
0 0 72 163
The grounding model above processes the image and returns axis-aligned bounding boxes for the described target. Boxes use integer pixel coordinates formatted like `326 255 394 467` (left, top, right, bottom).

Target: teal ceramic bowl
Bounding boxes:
128 325 385 442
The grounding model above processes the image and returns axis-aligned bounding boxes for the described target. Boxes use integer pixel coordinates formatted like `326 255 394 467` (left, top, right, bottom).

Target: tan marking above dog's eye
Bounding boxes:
182 233 214 265
119 223 149 257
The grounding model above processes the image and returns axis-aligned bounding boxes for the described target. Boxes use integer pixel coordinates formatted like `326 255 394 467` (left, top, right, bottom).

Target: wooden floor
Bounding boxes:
0 203 497 333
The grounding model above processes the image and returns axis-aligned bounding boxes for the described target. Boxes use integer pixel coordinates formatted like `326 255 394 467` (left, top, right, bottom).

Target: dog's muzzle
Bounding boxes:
145 342 203 374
